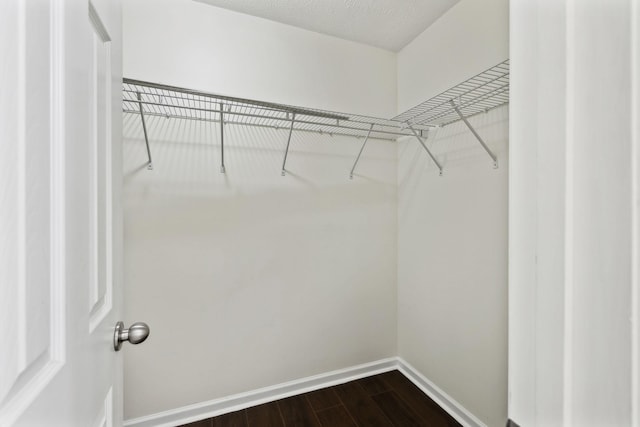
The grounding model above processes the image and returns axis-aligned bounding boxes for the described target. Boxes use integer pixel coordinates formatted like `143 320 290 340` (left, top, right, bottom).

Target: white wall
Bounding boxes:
122 119 398 420
123 0 397 118
509 0 640 425
396 1 509 426
397 111 508 427
122 0 398 420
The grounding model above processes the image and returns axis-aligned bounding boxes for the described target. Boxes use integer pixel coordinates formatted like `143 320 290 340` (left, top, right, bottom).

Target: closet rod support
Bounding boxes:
449 100 498 169
220 102 226 173
349 124 374 179
281 113 296 176
409 125 443 176
137 92 153 170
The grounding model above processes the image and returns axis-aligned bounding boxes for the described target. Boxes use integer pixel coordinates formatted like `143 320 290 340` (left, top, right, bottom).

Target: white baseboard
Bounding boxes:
124 357 486 427
123 358 398 427
397 358 487 427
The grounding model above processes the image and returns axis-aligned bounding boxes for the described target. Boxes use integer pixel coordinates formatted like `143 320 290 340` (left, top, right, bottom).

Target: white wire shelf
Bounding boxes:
122 59 508 176
122 79 433 142
393 59 509 127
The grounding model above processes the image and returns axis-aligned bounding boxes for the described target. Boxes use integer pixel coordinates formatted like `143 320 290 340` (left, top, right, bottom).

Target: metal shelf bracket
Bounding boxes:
449 100 499 169
281 113 296 176
137 92 153 170
349 124 374 179
409 125 443 177
220 102 226 173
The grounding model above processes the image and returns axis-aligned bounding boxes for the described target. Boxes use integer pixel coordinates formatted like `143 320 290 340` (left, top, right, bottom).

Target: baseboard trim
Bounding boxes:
124 357 487 427
397 358 487 427
123 358 398 427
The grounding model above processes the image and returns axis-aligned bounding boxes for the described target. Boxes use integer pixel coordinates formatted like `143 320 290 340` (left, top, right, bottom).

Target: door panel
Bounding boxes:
92 388 114 427
88 2 114 332
0 0 123 425
0 0 65 422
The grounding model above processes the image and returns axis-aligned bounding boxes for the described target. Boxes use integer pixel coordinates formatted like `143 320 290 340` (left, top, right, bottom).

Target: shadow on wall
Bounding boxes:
123 113 394 188
397 105 509 223
122 110 400 279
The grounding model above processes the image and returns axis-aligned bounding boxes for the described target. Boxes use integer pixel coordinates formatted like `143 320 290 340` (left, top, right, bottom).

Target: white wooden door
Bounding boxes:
0 0 124 426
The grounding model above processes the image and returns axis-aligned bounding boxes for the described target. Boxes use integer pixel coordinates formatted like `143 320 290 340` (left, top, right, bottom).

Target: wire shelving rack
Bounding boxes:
123 59 509 176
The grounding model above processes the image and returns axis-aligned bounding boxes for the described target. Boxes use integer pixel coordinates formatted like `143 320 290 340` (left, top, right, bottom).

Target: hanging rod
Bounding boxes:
125 98 416 140
123 78 434 143
124 78 349 121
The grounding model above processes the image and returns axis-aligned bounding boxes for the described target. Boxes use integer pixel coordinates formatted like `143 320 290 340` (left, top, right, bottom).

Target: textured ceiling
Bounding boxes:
193 0 460 52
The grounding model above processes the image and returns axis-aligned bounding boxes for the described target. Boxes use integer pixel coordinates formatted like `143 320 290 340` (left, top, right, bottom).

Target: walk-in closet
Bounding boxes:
121 0 509 426
3 0 638 426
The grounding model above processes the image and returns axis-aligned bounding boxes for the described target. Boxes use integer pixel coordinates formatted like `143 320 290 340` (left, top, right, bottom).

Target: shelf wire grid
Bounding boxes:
122 79 433 141
393 59 509 127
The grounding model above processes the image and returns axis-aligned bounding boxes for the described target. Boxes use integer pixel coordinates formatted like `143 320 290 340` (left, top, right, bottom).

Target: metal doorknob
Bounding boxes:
114 321 150 351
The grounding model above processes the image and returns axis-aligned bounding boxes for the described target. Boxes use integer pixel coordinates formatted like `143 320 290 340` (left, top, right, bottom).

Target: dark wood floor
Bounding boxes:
180 370 461 427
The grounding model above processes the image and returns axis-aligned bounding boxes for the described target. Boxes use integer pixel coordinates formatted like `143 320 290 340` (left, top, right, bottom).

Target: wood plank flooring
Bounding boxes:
180 370 461 427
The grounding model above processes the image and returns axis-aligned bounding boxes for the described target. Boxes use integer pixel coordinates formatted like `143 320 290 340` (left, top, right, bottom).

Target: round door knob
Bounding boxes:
114 321 150 351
